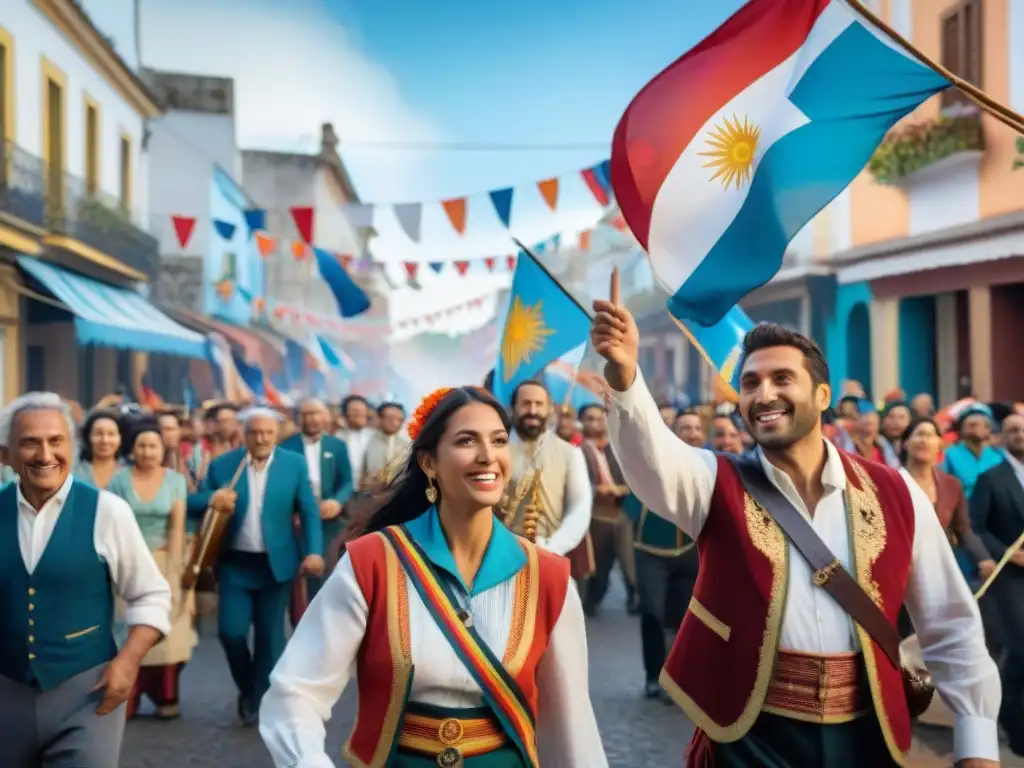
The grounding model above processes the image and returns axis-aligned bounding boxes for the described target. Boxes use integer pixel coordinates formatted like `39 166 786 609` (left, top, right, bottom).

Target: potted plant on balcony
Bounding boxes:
868 111 985 184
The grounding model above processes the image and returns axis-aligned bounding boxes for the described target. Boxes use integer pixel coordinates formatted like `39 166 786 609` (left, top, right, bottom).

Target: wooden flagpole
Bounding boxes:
846 0 1024 134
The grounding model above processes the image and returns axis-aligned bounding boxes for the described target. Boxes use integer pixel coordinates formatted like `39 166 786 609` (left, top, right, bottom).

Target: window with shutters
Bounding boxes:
941 0 983 108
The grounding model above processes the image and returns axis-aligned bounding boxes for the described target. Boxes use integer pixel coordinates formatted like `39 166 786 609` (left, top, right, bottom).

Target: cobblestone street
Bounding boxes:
122 580 1024 767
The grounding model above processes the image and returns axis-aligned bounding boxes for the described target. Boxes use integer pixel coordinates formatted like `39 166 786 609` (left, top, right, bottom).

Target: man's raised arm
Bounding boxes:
591 269 717 540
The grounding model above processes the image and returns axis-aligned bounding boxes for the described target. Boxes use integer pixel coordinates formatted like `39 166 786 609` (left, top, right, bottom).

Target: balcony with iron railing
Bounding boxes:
0 139 159 279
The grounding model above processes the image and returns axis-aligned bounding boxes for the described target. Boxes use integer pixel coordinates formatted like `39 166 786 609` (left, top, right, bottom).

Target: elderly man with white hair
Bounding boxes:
278 398 353 604
0 392 171 767
188 405 322 727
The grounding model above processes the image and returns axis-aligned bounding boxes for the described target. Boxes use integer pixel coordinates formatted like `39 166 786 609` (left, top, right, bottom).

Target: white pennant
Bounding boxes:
393 203 423 242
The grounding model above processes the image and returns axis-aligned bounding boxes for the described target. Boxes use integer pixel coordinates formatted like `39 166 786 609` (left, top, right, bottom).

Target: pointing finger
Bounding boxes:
610 267 621 306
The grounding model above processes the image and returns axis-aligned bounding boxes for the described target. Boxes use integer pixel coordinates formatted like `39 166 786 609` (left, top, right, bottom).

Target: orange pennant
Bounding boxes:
537 178 559 211
578 230 592 251
291 241 308 261
441 198 467 235
253 296 265 314
255 231 276 258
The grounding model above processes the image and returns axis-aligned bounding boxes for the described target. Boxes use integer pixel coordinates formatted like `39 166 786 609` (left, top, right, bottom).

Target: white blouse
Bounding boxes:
260 553 608 768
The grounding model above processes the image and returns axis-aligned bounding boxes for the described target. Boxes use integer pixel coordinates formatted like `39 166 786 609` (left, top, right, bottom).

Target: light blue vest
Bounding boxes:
0 480 116 690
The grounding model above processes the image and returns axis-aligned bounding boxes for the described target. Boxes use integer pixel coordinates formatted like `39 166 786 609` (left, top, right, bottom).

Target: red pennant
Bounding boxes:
580 168 610 207
171 215 196 249
579 230 592 251
338 253 354 269
484 257 496 272
404 262 419 281
454 261 470 276
506 255 516 271
290 206 315 243
610 214 628 232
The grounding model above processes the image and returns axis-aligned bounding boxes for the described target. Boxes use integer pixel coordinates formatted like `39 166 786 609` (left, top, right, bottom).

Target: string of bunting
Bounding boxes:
166 159 618 264
265 295 493 339
341 158 613 239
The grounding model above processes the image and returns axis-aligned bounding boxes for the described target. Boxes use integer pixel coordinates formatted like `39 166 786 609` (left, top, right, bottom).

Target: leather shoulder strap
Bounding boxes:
724 454 902 669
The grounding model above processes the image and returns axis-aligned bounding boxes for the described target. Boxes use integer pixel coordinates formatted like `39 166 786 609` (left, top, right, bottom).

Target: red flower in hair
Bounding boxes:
407 387 454 441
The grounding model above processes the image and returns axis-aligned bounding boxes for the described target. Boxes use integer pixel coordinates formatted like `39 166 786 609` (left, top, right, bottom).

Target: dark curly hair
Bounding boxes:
79 409 125 463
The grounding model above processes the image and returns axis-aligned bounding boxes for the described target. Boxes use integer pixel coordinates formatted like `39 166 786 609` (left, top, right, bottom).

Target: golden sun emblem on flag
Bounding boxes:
698 114 761 190
501 296 555 382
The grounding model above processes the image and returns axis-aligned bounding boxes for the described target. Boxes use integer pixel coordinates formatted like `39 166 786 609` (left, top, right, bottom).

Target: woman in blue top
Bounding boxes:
109 418 196 719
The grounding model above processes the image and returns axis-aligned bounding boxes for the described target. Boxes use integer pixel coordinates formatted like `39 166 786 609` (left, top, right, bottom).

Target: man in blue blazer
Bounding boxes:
189 407 323 726
278 398 354 600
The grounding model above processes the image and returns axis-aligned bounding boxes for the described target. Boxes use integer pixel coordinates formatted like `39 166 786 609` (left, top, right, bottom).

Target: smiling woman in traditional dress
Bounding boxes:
260 386 607 768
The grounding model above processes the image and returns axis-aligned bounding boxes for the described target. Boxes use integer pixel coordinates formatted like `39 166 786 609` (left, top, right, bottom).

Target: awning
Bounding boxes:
18 256 207 358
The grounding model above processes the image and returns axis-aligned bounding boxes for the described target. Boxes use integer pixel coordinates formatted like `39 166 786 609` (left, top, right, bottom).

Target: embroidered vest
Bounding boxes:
509 437 572 540
0 481 116 690
660 452 915 765
342 529 570 768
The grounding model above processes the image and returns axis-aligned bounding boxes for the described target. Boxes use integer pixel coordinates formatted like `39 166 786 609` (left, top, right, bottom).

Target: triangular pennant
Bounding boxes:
483 257 496 272
454 261 470 276
344 203 375 228
404 262 419 281
291 241 309 260
580 167 610 207
236 285 253 303
428 262 445 274
506 255 517 271
213 219 236 241
255 231 276 258
171 216 196 248
551 234 562 249
290 206 315 243
594 160 611 194
537 178 559 211
578 229 592 251
440 198 467 235
243 209 266 236
253 296 265 314
338 253 354 269
393 203 423 242
488 188 514 228
610 214 628 231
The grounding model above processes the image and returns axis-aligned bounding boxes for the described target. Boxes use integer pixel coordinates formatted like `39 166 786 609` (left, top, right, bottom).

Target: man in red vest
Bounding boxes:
590 275 999 768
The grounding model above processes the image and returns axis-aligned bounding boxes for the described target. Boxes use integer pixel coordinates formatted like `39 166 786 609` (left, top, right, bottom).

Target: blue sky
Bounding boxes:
86 0 745 261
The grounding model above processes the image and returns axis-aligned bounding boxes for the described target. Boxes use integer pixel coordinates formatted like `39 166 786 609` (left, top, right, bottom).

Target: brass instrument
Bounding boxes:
520 468 542 544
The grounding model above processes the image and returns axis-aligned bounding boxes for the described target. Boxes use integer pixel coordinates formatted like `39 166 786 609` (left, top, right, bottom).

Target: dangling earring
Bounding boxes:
425 476 438 504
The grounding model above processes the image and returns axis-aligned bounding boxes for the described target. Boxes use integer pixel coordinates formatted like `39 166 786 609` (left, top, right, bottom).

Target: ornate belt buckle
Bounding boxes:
436 746 463 767
437 718 464 746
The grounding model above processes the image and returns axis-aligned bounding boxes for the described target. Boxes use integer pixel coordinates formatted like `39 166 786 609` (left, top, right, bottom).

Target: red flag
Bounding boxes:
506 255 516 271
483 257 496 271
171 216 196 249
454 261 470 276
404 262 419 281
580 168 610 207
290 206 315 243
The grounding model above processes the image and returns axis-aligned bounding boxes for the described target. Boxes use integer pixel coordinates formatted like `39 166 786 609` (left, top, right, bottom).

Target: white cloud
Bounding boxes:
132 0 441 201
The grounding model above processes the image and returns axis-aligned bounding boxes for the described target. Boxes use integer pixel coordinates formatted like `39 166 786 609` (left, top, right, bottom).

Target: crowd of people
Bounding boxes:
0 298 1021 766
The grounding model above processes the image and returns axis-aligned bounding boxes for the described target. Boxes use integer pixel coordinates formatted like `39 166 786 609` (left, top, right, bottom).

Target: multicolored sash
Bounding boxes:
381 525 538 768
